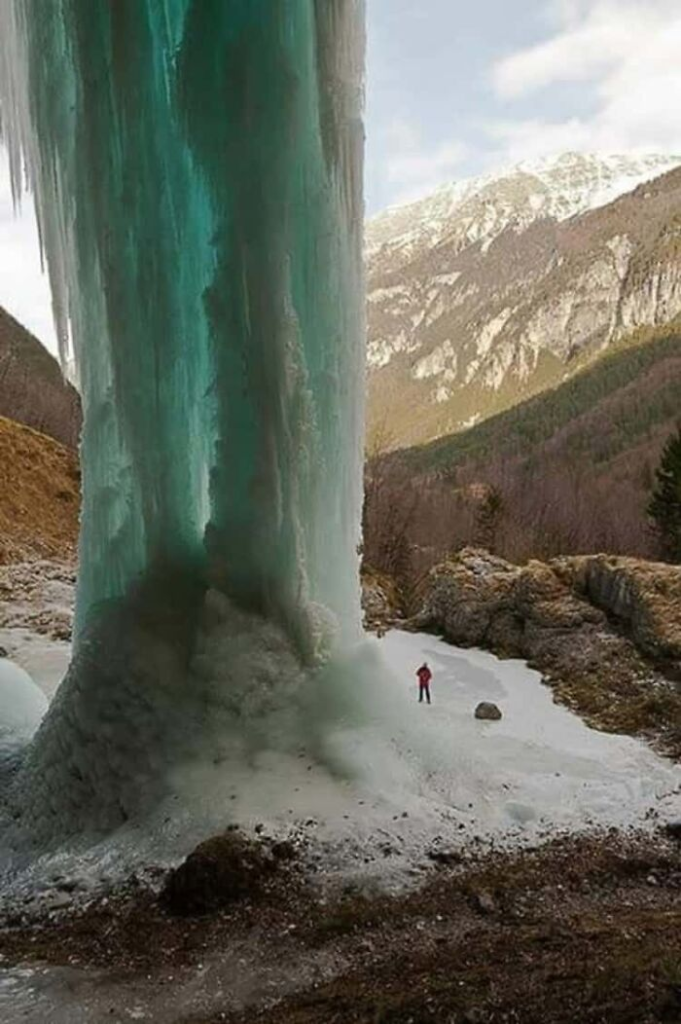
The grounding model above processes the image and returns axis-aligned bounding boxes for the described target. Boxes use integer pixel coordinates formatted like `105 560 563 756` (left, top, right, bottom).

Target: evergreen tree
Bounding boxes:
474 486 504 553
648 425 681 563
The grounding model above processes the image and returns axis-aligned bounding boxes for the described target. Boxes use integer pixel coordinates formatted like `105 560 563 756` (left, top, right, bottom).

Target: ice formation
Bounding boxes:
1 3 678 877
0 1 366 842
0 660 47 774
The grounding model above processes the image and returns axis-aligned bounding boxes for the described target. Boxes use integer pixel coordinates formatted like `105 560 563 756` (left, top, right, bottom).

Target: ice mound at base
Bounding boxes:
1 628 680 896
0 660 47 768
43 630 680 884
166 629 681 870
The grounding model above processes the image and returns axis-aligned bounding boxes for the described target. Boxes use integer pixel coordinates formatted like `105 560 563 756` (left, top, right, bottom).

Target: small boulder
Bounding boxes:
471 889 497 915
161 831 278 917
475 702 502 721
663 820 681 841
427 848 463 867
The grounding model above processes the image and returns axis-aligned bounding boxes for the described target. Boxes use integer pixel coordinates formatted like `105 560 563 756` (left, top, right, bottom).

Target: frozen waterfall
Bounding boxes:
0 0 366 843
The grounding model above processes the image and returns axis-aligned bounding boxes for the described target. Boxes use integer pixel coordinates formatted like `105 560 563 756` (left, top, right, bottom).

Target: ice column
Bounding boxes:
0 0 365 839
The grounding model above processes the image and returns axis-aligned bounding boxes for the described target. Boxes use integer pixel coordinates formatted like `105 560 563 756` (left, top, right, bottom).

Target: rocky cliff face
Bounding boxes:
0 305 81 449
411 548 681 756
366 153 681 448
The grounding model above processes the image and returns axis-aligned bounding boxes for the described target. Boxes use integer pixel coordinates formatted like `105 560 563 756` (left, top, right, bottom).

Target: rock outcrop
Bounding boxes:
564 555 681 664
361 568 402 631
412 548 681 755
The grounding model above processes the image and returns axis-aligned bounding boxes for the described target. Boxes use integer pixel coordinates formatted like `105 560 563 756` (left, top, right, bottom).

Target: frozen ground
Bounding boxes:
0 626 678 888
376 630 681 836
0 628 680 1023
0 628 70 700
0 560 74 699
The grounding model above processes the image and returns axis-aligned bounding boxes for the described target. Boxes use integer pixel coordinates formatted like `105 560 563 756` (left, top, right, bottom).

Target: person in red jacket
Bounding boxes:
416 662 432 704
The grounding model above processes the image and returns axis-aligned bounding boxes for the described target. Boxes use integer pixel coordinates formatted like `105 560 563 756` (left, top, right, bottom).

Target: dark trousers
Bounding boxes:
419 682 431 704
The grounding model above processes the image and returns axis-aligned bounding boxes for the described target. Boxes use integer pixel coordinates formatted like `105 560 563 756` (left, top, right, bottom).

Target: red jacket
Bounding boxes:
417 665 432 686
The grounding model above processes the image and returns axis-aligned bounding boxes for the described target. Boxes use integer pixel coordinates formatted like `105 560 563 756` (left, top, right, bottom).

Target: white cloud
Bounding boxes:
0 147 57 354
381 118 468 205
490 0 681 161
494 3 652 99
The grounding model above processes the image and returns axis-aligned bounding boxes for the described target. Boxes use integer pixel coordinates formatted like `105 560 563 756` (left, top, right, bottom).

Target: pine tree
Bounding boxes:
648 425 681 563
474 486 504 553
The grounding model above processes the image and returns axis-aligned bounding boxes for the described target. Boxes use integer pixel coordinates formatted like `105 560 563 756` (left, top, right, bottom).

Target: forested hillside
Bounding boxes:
364 324 681 582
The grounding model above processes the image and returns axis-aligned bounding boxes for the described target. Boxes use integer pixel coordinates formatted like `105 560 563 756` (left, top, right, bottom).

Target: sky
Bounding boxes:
366 0 681 211
3 0 681 355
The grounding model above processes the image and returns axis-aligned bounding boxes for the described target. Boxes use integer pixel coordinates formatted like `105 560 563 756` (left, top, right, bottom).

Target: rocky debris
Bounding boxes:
664 821 681 841
427 848 463 867
0 560 75 641
3 833 679 1024
161 831 289 917
412 548 681 754
361 568 402 632
471 889 497 915
475 702 502 722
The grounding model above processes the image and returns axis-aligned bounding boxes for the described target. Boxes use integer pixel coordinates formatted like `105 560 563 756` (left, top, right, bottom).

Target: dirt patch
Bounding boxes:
162 830 293 916
1 832 680 1023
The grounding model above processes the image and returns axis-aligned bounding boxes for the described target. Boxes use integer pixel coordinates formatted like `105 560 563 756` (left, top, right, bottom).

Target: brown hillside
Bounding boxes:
0 414 79 564
364 327 681 579
0 304 81 448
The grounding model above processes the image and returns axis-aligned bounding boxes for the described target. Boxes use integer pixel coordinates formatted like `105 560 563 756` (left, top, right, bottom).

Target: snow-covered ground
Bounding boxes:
375 630 680 836
0 628 680 1023
0 559 678 884
0 628 70 700
0 626 679 893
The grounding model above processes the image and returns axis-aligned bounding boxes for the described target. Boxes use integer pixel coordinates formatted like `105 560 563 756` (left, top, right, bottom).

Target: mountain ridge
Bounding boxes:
366 152 681 449
367 151 681 273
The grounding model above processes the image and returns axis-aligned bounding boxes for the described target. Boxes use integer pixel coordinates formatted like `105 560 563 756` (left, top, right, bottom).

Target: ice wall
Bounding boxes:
0 1 365 842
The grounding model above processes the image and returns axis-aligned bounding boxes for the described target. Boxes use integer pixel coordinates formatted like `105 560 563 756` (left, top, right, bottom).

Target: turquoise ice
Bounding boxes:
0 1 365 840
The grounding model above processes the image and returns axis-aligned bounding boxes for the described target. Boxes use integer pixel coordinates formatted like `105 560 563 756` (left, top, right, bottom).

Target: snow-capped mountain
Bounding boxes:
365 152 681 449
367 152 681 275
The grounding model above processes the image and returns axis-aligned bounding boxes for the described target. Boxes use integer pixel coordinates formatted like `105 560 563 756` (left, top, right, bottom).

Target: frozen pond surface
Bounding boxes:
374 631 681 834
2 628 679 856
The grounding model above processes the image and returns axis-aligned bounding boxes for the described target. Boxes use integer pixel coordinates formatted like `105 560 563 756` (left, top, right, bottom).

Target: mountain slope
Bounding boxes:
365 324 681 572
0 305 81 449
406 324 681 475
366 153 681 449
0 414 79 563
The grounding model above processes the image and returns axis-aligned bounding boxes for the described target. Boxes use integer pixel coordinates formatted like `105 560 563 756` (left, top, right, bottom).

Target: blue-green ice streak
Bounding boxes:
0 1 365 839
